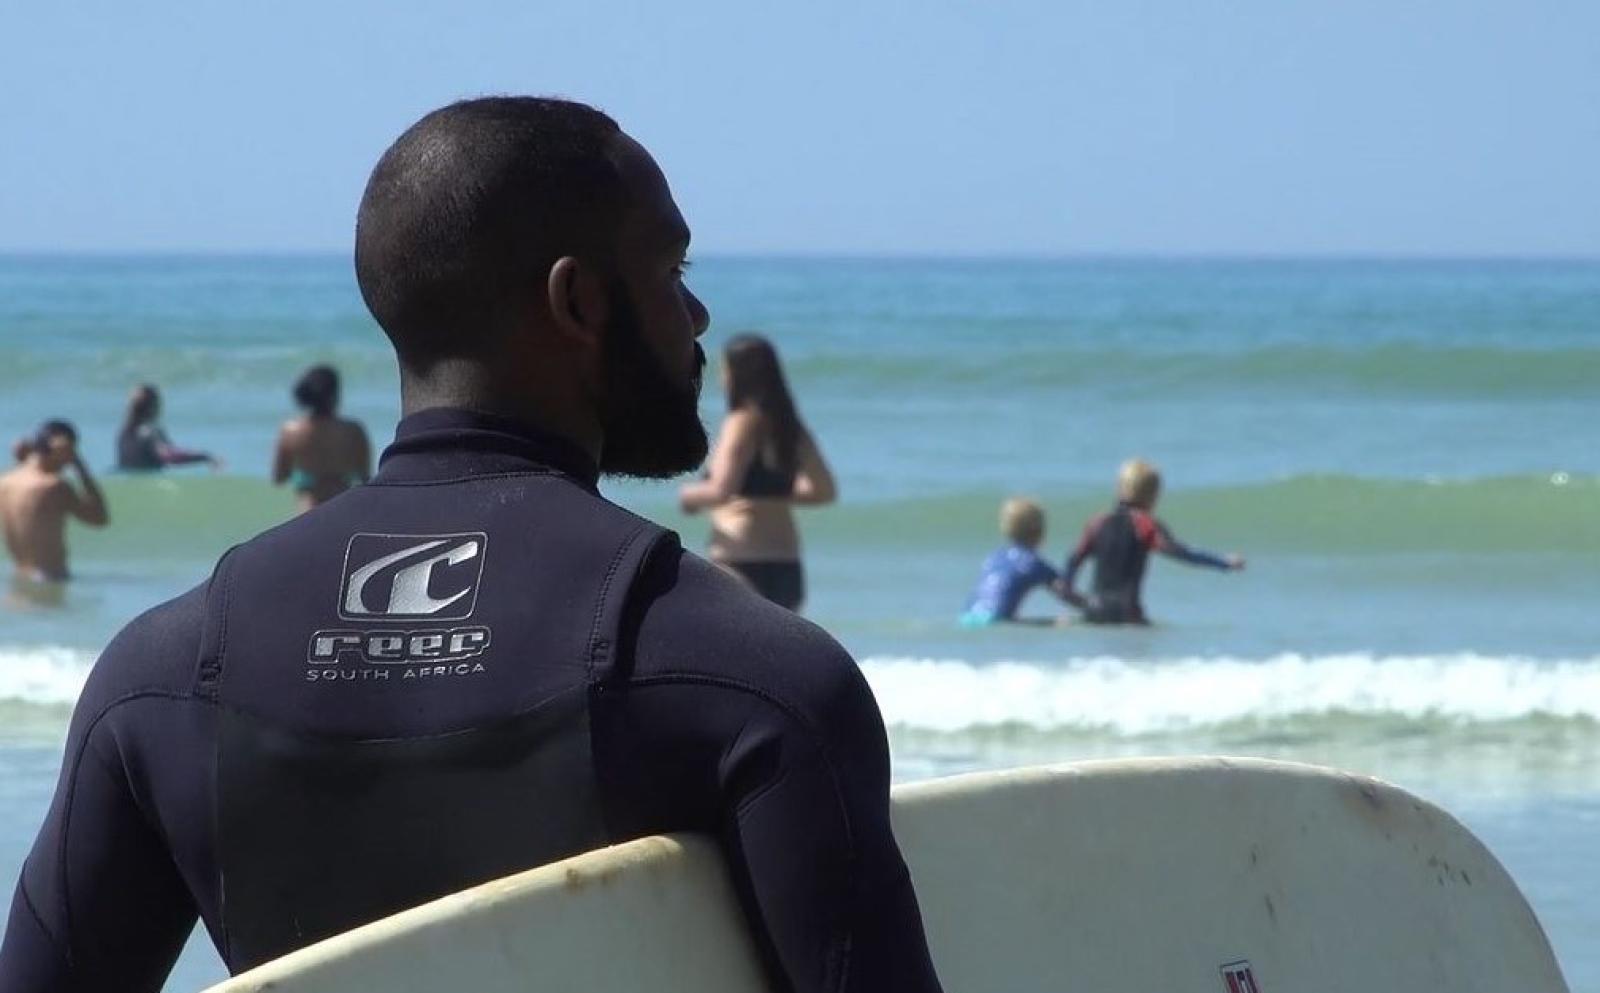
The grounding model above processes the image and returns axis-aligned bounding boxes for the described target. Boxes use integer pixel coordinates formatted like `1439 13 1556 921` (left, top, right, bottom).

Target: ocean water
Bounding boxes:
1 255 1597 989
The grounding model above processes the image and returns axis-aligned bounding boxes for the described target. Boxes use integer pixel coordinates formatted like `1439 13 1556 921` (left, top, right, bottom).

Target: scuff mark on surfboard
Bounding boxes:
562 837 680 892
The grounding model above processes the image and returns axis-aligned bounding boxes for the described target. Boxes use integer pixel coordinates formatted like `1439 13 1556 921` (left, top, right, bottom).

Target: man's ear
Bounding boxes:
547 257 610 349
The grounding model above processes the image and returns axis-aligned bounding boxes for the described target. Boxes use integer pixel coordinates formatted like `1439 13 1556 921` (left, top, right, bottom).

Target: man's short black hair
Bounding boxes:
34 419 77 448
354 96 626 370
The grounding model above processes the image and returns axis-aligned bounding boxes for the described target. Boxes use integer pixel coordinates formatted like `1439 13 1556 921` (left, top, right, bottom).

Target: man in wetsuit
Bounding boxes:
1063 458 1244 624
0 97 943 993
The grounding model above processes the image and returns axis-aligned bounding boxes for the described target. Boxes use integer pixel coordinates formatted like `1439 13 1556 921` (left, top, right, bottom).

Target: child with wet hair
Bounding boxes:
1062 458 1244 625
961 497 1073 626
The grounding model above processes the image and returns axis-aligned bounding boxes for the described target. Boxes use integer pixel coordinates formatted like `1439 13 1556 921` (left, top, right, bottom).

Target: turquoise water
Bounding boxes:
1 255 1597 989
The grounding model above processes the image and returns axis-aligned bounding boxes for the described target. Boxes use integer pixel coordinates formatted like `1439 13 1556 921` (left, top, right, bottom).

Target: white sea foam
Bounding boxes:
0 646 96 707
6 647 1598 737
859 653 1600 735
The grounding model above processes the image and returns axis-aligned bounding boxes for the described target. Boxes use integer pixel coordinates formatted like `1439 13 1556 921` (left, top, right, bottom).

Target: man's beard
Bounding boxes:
596 286 708 479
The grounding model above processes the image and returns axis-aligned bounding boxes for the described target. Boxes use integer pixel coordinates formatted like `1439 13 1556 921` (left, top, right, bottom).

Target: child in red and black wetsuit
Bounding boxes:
1063 459 1245 625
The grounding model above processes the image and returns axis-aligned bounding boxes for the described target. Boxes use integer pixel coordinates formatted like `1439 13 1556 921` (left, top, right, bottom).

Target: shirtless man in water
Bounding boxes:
0 421 109 587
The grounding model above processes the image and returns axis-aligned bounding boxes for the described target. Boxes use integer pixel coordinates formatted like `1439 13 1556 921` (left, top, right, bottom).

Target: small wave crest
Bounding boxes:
0 646 95 708
785 344 1600 400
860 652 1600 736
7 648 1596 741
804 474 1600 554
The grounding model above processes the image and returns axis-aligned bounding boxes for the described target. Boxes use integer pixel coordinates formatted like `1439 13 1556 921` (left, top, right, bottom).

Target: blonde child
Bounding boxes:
961 498 1071 626
1062 459 1244 625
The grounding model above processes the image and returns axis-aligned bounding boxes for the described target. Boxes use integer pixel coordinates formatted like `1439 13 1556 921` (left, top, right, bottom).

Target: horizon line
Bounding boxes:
1 248 1598 264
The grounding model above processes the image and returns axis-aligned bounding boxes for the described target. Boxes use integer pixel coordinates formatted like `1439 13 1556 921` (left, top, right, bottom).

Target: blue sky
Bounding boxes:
2 1 1596 255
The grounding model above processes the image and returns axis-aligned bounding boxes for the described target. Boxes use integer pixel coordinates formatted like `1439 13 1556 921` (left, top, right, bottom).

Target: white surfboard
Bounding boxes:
205 757 1568 993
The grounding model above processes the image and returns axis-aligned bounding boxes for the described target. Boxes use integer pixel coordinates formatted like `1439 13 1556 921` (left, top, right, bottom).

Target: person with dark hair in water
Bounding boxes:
0 420 109 592
0 97 943 993
271 364 372 511
1063 458 1245 625
115 383 220 472
678 333 836 612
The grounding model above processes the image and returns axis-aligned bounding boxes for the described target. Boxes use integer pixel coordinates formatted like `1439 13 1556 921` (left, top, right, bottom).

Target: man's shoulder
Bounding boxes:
5 471 73 510
1 466 54 491
631 551 859 687
651 552 842 643
85 583 210 703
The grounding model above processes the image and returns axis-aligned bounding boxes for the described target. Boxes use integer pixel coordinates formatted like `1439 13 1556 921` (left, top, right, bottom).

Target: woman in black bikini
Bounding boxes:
679 333 836 611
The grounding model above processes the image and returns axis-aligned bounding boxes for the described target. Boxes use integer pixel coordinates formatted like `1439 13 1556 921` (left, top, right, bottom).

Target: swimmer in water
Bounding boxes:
678 333 837 612
1062 458 1244 625
0 420 109 595
271 365 372 512
115 384 221 472
961 498 1074 626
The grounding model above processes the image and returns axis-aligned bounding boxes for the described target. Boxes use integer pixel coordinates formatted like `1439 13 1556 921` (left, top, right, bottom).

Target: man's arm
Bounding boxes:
0 605 203 992
608 555 944 992
716 654 941 992
60 454 109 527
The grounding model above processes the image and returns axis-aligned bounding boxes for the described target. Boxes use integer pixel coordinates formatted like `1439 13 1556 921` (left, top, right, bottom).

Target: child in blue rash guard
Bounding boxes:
962 498 1072 625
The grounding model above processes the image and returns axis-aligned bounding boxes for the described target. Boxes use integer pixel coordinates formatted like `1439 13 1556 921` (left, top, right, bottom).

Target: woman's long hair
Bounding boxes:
120 384 160 439
723 333 802 473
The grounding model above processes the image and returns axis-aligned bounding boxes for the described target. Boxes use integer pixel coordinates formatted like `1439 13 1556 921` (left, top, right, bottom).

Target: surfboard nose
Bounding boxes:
890 757 1568 993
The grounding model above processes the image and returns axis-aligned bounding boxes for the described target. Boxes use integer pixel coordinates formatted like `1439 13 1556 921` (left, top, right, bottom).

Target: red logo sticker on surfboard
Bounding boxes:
1220 960 1262 993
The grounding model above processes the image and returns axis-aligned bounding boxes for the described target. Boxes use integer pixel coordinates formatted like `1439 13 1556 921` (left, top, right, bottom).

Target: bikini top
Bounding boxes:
738 443 796 499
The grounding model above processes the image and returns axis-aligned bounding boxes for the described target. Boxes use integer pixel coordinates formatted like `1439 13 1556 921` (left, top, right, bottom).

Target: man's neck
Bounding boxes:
398 359 603 466
24 457 61 478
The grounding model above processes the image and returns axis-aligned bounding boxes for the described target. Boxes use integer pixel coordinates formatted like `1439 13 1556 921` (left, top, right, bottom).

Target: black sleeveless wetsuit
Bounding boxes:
0 409 942 993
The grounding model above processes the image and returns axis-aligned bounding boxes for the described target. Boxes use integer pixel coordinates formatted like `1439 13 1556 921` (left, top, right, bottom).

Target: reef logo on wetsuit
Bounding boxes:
306 532 493 674
338 532 488 620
